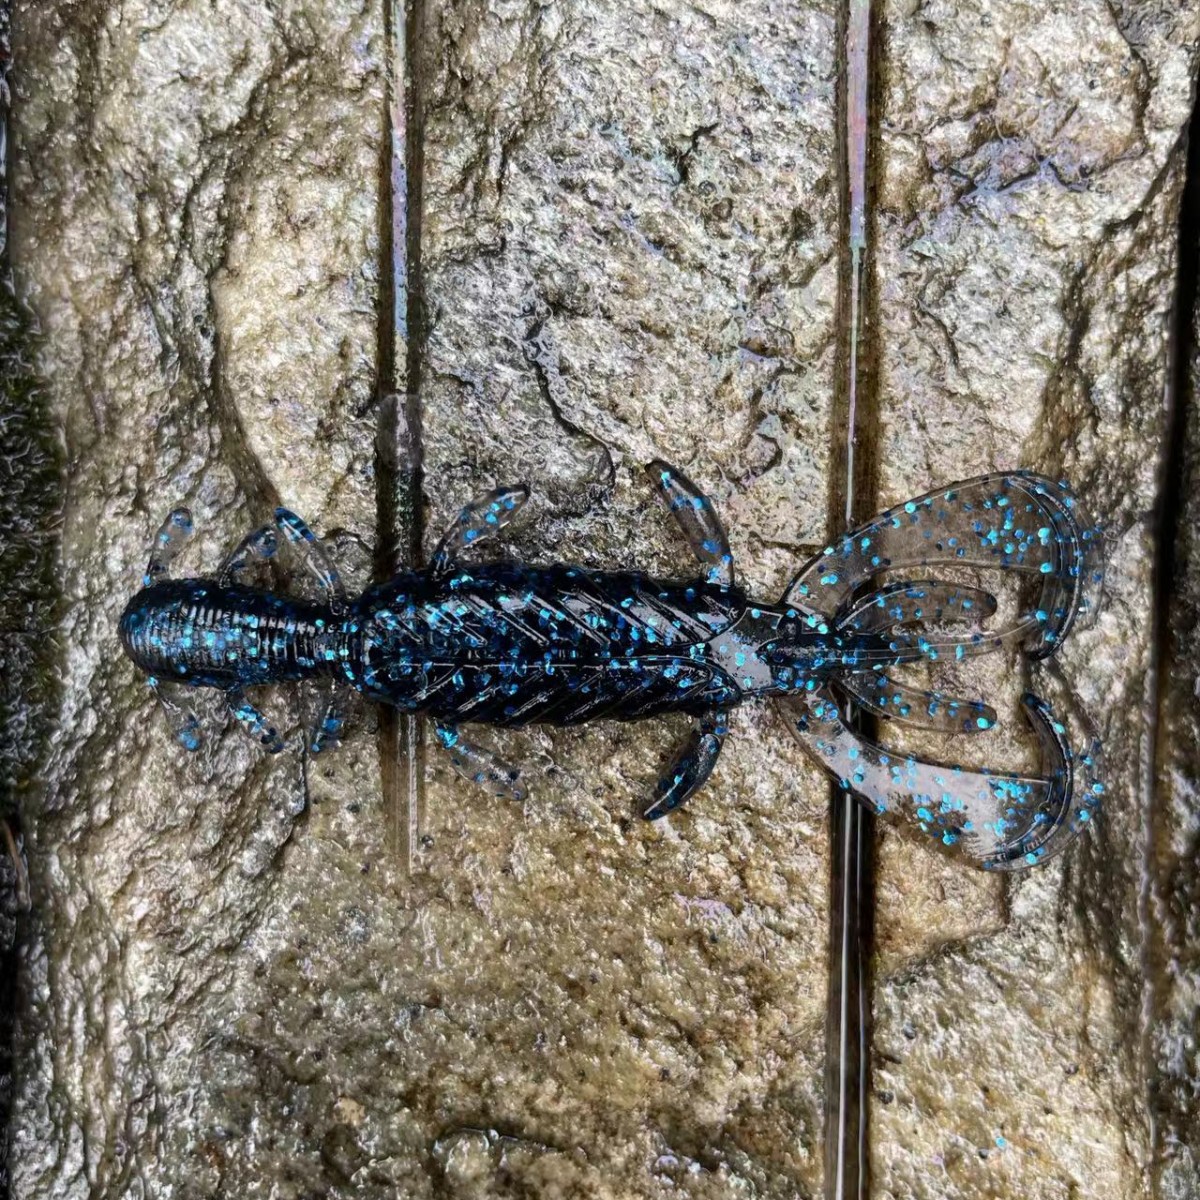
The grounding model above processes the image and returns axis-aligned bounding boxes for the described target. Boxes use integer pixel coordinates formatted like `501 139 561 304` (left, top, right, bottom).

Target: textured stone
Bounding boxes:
16 0 1200 1194
1147 173 1200 1200
398 1 841 1190
0 6 60 1182
868 2 1200 1197
9 1 384 1195
10 0 841 1196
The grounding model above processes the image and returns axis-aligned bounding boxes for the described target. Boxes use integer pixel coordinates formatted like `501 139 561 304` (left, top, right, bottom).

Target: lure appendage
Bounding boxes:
119 467 1105 871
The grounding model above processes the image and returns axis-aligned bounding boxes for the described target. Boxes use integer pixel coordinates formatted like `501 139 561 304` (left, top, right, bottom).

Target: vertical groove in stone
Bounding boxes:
1146 90 1200 1196
824 0 879 1195
376 0 427 869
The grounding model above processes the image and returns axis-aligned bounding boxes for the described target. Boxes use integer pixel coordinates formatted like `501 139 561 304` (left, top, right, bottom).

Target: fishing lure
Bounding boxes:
120 463 1104 871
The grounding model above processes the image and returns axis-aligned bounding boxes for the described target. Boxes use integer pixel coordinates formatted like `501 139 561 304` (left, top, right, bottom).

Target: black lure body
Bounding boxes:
121 461 1104 871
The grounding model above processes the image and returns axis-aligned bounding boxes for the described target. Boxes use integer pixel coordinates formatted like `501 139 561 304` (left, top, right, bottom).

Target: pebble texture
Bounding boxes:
10 1 840 1196
867 2 1200 1198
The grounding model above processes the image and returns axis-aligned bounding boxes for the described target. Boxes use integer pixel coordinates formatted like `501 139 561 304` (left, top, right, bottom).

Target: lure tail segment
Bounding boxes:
779 472 1104 871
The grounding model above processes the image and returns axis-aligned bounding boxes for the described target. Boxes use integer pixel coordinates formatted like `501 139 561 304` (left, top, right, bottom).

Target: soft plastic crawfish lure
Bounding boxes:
120 463 1104 870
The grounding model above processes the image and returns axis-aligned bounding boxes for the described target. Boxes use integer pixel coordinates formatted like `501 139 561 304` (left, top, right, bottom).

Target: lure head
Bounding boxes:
120 578 267 688
121 577 330 689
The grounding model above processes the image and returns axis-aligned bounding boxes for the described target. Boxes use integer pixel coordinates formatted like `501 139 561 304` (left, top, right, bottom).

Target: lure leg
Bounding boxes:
643 710 729 820
646 459 734 587
308 680 352 755
147 676 203 751
227 689 285 754
144 507 194 585
219 523 279 586
274 508 348 615
434 722 526 801
430 485 530 572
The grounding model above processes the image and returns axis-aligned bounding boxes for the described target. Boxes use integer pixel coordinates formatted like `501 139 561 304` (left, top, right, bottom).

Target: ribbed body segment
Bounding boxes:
119 565 766 722
348 563 751 726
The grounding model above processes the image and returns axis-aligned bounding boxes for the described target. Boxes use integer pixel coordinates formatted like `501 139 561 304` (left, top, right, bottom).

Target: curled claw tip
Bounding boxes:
780 678 1100 872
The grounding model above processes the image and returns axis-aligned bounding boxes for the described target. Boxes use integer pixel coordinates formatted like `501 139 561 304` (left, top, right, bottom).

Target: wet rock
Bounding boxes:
1147 158 1200 1200
418 0 839 580
17 0 1194 1192
9 0 383 1195
868 1 1200 1196
10 1 840 1198
0 11 65 1179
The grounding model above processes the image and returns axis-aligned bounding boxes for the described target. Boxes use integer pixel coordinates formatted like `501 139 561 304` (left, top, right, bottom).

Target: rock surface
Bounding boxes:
10 0 840 1196
868 2 1200 1198
9 0 385 1194
10 0 1200 1196
1148 158 1200 1200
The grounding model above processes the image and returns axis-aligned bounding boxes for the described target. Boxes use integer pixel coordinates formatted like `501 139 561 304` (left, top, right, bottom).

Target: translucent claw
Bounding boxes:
835 579 1009 664
430 485 530 573
777 685 1101 871
784 472 1104 659
646 459 734 588
838 579 997 634
219 523 279 586
1020 479 1104 659
434 723 526 801
227 690 285 754
144 507 194 585
643 710 729 819
274 508 348 615
839 671 998 734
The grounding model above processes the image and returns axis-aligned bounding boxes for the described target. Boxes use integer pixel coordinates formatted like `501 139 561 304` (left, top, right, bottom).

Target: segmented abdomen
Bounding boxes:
350 563 747 726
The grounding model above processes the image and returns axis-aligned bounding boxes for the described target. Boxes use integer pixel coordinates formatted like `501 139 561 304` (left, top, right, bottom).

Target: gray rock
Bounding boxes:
868 2 1200 1197
9 0 386 1195
1147 160 1200 1200
10 0 841 1196
11 0 1200 1194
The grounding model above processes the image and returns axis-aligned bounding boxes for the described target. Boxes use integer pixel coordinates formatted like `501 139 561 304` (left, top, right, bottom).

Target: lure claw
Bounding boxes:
778 684 1101 871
